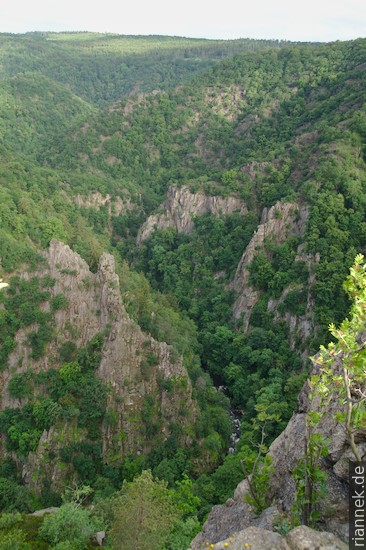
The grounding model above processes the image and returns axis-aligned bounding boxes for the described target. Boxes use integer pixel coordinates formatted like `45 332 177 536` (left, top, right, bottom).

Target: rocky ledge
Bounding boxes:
191 524 347 550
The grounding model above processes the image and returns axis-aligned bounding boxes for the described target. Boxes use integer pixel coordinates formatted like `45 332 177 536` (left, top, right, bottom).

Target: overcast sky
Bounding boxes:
1 0 365 42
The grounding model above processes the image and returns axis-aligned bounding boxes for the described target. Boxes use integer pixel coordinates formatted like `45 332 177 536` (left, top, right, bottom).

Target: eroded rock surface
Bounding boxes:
191 525 347 550
231 201 309 329
74 191 136 216
190 498 280 549
1 240 198 492
137 185 248 243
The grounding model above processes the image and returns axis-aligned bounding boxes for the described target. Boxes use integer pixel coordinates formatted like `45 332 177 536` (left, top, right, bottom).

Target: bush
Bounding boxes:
50 294 68 312
39 503 98 549
0 528 30 550
0 479 33 513
7 372 33 399
0 512 22 529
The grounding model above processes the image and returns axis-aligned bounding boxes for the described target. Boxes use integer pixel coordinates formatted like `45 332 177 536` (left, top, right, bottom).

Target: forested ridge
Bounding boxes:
0 32 365 548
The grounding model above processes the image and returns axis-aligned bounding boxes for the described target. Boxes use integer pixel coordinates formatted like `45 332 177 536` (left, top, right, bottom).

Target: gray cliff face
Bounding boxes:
137 185 248 243
230 202 317 356
74 191 136 217
231 201 310 330
1 240 198 491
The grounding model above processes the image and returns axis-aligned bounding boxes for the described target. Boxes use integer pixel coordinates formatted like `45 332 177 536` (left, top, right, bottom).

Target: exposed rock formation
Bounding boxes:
74 191 136 216
231 201 310 330
1 240 198 491
191 522 347 550
137 185 248 243
193 525 347 550
190 494 280 549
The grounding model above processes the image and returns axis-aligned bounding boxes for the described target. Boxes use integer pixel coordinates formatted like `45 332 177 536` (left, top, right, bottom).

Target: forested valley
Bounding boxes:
0 32 365 548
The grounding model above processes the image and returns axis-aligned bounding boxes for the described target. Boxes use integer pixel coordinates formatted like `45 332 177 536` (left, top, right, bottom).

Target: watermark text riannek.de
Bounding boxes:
350 461 366 549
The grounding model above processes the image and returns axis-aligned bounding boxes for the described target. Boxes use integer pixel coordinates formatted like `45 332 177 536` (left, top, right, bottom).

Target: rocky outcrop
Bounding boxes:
266 354 354 542
284 526 348 550
191 524 347 549
1 240 198 491
231 201 310 330
74 191 136 216
137 185 248 243
190 493 280 549
94 251 198 459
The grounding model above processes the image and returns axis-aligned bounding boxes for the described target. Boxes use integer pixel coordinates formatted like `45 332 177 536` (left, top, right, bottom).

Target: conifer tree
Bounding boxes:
110 470 179 550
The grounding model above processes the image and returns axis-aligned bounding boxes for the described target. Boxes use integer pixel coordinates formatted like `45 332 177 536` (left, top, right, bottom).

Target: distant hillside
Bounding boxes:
0 32 302 106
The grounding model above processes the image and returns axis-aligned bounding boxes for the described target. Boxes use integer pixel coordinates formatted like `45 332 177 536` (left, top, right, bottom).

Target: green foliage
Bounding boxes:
171 474 201 518
39 503 98 549
1 33 291 108
0 332 107 471
41 218 67 247
32 398 62 430
291 254 366 527
0 406 43 458
0 512 22 530
0 529 31 550
60 442 103 484
248 241 307 299
292 431 328 527
50 294 68 312
110 470 179 550
0 479 33 513
162 516 201 550
311 254 366 462
58 341 78 363
0 277 54 366
59 361 81 384
244 454 274 515
77 333 104 371
273 514 294 536
249 253 275 290
0 514 48 550
118 261 200 357
191 446 257 519
7 372 33 399
136 213 258 379
240 408 277 515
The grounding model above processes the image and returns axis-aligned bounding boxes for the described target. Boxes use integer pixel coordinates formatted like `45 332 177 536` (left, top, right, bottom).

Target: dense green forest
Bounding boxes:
0 32 365 548
0 32 300 106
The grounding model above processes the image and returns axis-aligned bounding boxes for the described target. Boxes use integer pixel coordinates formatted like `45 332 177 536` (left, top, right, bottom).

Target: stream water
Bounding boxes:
218 385 241 454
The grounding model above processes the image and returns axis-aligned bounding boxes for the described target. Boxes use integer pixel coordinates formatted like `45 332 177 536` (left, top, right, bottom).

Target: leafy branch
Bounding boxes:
310 253 366 463
241 406 277 515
